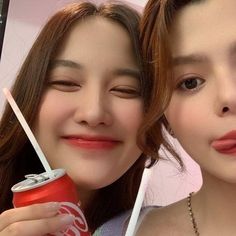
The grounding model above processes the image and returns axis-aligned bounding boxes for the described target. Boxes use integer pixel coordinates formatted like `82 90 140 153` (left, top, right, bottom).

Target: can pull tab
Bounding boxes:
25 173 50 183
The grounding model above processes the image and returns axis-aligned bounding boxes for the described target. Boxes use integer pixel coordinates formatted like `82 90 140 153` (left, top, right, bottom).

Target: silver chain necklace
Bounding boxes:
187 192 200 235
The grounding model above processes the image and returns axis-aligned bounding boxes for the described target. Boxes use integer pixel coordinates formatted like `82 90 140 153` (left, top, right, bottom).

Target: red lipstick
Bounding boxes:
62 135 121 150
211 130 236 154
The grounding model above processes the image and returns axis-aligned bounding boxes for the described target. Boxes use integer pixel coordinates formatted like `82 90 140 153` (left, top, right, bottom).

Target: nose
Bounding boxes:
215 72 236 117
73 88 112 127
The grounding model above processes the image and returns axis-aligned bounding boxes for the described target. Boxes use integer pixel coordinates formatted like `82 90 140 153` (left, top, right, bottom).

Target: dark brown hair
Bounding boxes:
0 1 165 232
140 0 201 167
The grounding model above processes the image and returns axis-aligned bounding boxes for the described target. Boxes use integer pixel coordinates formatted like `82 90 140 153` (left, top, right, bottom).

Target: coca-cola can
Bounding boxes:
11 168 91 236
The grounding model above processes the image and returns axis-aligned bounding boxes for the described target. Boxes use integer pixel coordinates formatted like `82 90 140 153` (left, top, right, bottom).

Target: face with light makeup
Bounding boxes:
34 16 143 194
165 0 236 183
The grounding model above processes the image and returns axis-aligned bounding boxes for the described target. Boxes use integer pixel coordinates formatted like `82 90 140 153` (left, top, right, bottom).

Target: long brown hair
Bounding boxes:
0 1 164 232
139 0 200 167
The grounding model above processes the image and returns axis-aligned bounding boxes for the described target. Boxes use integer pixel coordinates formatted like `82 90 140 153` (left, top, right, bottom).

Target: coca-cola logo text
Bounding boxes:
49 202 90 236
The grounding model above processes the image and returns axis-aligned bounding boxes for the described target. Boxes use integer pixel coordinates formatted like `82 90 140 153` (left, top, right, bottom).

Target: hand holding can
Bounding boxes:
0 202 76 235
11 169 91 236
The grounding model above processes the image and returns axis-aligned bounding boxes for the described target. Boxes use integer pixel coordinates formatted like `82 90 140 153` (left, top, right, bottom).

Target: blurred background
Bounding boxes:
0 0 202 206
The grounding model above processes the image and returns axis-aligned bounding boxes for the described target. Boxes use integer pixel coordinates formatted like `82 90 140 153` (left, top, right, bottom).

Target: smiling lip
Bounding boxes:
62 135 121 149
211 130 236 154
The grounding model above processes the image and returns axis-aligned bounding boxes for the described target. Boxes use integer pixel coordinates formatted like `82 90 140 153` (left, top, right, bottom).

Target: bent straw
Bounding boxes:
125 167 153 236
3 88 53 178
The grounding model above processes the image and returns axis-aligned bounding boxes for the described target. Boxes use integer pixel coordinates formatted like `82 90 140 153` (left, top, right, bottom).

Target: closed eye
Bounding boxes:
47 80 81 92
111 87 141 98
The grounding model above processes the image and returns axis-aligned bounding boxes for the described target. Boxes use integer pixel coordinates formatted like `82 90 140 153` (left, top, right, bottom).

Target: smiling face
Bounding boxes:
34 16 143 194
165 0 236 183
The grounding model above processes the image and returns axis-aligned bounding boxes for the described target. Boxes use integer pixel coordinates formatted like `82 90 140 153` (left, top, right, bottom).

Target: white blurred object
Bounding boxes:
125 168 153 236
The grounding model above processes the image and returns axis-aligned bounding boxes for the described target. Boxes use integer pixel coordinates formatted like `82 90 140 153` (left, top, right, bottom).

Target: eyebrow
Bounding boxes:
172 54 208 66
112 68 141 80
49 59 82 70
49 59 140 80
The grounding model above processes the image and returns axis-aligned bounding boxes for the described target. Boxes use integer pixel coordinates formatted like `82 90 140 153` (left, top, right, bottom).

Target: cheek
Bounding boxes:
165 95 209 146
35 92 72 131
115 100 143 134
165 98 198 135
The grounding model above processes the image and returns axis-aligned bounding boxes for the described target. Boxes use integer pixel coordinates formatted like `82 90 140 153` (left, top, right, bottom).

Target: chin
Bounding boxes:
73 175 119 191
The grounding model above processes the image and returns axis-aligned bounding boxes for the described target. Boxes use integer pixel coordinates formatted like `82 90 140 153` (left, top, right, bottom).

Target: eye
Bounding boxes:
47 80 81 92
111 86 141 98
177 77 205 91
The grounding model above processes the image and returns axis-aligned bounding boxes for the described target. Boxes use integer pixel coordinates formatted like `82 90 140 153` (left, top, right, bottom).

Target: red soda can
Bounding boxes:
11 168 91 236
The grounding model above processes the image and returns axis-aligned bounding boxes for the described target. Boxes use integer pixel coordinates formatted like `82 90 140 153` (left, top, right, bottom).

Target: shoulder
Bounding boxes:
93 206 158 236
135 198 193 236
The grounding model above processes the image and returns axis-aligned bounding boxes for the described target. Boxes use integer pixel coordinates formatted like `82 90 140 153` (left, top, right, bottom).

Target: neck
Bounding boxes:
192 170 236 234
76 187 96 209
200 170 236 203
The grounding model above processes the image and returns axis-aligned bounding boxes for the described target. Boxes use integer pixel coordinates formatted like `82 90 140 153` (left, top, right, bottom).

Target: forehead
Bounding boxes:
55 16 135 60
170 0 236 57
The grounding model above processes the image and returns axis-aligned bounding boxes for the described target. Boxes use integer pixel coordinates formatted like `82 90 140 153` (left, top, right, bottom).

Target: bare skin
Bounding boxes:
0 202 74 236
136 198 193 236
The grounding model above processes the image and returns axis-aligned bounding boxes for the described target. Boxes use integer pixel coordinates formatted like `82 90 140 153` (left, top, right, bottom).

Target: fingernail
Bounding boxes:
44 202 61 212
59 214 75 226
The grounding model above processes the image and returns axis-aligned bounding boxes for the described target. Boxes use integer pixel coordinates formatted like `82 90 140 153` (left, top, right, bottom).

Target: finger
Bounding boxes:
0 214 75 236
0 202 60 231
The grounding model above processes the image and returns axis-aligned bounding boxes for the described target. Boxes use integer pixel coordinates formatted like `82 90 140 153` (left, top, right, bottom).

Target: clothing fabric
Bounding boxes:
92 206 157 236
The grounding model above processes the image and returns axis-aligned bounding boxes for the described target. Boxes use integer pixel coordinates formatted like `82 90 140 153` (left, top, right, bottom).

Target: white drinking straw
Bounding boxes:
125 167 153 236
3 88 53 178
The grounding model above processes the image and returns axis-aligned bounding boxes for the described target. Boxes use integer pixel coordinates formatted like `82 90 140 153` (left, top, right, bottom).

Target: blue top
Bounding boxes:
92 206 157 236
